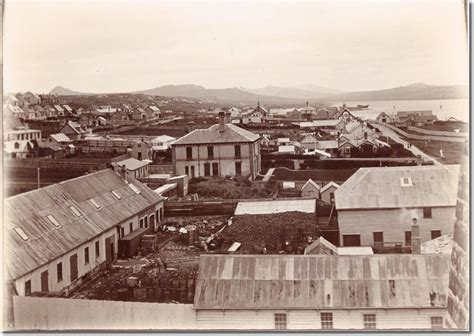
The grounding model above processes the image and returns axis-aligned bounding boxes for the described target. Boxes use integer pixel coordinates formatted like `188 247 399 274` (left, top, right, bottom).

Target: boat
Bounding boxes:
357 104 370 108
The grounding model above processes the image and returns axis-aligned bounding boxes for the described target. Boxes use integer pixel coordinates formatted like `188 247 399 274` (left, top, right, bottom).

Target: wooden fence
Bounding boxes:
375 122 467 143
12 296 197 330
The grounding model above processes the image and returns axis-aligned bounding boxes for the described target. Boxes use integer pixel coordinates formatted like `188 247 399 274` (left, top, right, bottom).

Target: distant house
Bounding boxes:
112 110 132 126
266 167 357 190
4 104 25 118
131 141 152 161
301 179 320 198
137 107 148 120
41 133 74 155
335 165 459 248
54 105 65 116
4 127 42 159
44 105 58 118
194 254 450 330
247 102 268 123
4 169 164 296
227 106 241 117
320 181 340 204
116 158 150 178
151 135 176 153
296 119 345 135
39 94 60 106
397 110 437 126
16 91 41 107
147 105 161 118
62 105 73 115
3 94 19 106
59 120 89 140
171 112 261 180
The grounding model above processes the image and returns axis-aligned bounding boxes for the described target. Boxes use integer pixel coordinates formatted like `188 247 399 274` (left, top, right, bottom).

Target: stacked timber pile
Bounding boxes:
220 211 317 254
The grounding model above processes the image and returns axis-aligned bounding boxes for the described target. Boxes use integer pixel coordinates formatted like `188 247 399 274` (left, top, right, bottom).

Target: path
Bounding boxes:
371 123 442 166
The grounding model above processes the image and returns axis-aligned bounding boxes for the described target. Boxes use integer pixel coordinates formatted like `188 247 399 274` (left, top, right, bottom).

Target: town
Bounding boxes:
3 89 469 330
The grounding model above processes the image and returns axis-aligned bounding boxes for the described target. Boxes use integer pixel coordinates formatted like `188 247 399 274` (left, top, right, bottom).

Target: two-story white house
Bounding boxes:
171 112 261 180
335 165 459 247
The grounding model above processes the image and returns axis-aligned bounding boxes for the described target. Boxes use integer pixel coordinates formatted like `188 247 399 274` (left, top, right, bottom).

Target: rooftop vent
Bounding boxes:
128 183 141 194
69 206 83 217
90 198 101 210
112 190 122 200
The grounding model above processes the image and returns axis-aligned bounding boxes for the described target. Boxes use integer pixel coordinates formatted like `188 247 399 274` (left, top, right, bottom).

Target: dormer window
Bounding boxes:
400 177 412 187
14 227 29 241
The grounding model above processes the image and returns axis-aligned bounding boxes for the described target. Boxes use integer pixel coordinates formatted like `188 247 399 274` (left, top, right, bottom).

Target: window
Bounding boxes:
186 147 193 160
159 208 163 222
185 166 189 176
69 205 82 217
207 146 214 159
95 241 100 258
373 232 384 245
130 222 134 232
145 216 148 227
25 280 32 296
14 227 29 241
400 177 412 187
212 162 219 176
140 218 144 228
431 316 443 329
112 190 122 200
405 231 412 246
423 207 432 219
120 227 125 238
57 263 63 282
274 313 287 330
14 142 20 149
46 214 60 227
84 247 90 265
363 314 376 329
343 234 361 247
329 192 335 203
90 198 101 210
128 183 141 194
235 145 241 158
204 163 211 176
431 230 442 239
235 162 242 175
321 312 333 329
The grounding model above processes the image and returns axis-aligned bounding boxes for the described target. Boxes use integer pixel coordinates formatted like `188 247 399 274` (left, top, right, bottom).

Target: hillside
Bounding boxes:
241 85 332 99
321 83 468 102
49 86 93 96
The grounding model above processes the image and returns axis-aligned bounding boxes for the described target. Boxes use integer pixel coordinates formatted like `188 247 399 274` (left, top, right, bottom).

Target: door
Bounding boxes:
343 234 361 247
105 235 115 263
70 254 78 281
41 270 49 292
373 232 384 247
212 162 219 176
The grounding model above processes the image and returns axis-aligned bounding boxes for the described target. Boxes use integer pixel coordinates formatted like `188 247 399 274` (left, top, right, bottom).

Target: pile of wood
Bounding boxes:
221 212 317 253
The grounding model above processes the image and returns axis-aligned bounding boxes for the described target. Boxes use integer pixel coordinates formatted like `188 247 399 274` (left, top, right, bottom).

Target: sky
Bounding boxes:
3 0 469 93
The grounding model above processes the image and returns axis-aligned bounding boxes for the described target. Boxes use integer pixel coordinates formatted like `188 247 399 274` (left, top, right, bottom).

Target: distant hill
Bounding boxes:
292 84 344 95
134 84 305 104
321 83 468 102
49 86 94 96
240 85 336 100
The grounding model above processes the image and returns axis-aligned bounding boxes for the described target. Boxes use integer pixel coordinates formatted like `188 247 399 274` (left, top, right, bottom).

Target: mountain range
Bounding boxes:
50 82 468 103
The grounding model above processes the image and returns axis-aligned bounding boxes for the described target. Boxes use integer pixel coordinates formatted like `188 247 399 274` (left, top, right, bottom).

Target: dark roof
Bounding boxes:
172 123 260 145
5 169 163 280
269 167 357 183
194 254 450 310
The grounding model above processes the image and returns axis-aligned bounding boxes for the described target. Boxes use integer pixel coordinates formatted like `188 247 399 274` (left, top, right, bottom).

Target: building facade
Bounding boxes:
5 169 164 297
171 112 261 180
335 166 459 247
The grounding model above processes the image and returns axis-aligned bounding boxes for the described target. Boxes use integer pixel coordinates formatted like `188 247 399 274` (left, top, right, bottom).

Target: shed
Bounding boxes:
118 227 151 259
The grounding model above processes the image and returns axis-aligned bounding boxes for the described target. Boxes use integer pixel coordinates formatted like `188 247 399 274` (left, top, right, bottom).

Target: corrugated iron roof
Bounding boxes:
421 234 453 254
194 254 450 310
269 167 357 183
50 133 72 143
5 169 163 280
172 123 259 145
335 165 459 210
234 199 316 215
117 158 150 171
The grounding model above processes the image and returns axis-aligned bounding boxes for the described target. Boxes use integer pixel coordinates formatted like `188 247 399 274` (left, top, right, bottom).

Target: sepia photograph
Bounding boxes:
2 0 470 332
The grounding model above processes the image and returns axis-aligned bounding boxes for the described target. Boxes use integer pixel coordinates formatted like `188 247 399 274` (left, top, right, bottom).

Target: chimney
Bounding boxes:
411 217 421 254
219 111 225 133
306 101 309 107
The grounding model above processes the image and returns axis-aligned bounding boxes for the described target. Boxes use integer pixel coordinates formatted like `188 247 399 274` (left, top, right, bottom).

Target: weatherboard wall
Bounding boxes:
337 207 456 247
195 308 446 330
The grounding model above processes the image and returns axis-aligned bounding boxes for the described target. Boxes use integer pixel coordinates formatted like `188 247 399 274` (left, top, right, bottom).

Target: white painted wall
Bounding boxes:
338 207 456 247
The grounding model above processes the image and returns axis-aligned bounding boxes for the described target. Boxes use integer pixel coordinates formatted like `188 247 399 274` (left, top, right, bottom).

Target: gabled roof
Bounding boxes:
5 169 163 280
320 181 340 193
50 133 72 143
194 254 450 309
304 236 337 254
54 105 64 112
296 119 343 128
172 123 259 145
316 140 338 150
335 165 459 210
148 105 160 112
152 135 176 143
302 178 320 191
61 120 87 134
269 167 357 183
62 105 73 112
117 158 150 171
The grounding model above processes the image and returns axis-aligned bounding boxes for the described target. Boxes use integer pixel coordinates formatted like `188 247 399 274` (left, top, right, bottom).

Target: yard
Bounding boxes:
410 139 467 164
188 176 276 199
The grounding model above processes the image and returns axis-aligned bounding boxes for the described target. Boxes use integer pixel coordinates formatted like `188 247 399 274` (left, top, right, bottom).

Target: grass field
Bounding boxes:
410 139 467 165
